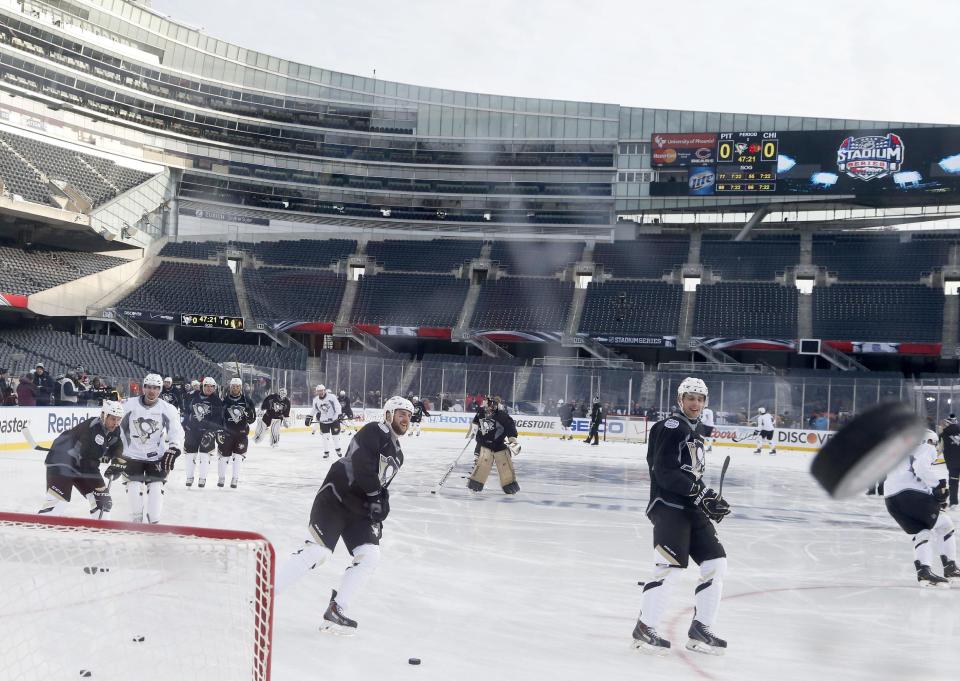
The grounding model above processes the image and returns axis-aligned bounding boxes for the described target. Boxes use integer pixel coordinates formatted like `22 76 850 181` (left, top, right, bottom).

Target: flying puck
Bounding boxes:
810 402 925 499
430 490 436 494
132 636 145 643
408 658 421 665
80 671 92 678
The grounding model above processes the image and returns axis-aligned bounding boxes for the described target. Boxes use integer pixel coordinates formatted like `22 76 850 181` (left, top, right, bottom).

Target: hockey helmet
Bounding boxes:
163 376 173 386
190 380 200 389
229 377 242 387
315 384 323 393
413 396 420 403
279 388 287 398
143 374 163 388
339 390 346 397
202 377 217 387
758 407 766 415
676 377 708 405
557 399 564 406
923 429 939 444
485 396 502 414
384 395 414 419
101 400 124 418
948 413 958 424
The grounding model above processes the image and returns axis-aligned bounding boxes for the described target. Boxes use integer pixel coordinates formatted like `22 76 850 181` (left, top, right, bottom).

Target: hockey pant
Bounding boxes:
754 430 776 452
185 429 217 482
468 446 517 492
639 554 727 630
947 456 960 506
39 470 110 519
255 417 282 445
217 432 249 483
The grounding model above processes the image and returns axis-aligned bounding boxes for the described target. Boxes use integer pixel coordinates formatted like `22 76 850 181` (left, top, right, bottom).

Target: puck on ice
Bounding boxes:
132 636 145 642
80 671 92 678
430 491 436 494
810 401 925 499
408 658 421 665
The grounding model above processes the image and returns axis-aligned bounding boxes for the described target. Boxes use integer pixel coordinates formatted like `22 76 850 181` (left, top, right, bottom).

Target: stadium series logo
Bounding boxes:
836 133 904 181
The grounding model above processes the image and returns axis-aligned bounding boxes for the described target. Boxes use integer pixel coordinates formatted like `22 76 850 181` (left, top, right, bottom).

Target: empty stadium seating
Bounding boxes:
159 241 221 260
578 280 683 336
191 341 307 370
813 284 943 342
471 278 572 331
86 335 221 380
351 273 468 327
118 262 241 316
0 244 125 295
700 236 799 280
366 239 482 273
0 329 146 380
693 283 798 338
489 241 584 276
253 239 356 267
244 268 345 322
593 235 689 278
812 234 950 281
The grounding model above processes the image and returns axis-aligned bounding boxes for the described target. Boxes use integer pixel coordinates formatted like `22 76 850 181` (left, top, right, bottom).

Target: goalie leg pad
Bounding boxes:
470 448 495 486
493 449 517 487
270 419 281 445
254 417 268 443
336 543 381 611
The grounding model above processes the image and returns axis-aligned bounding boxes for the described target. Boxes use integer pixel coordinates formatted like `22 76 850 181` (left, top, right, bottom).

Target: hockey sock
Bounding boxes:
276 541 332 593
270 420 281 445
232 454 242 481
693 557 727 627
38 492 69 516
934 514 957 562
184 452 196 480
638 562 682 629
913 529 934 567
125 480 145 523
145 481 164 524
321 431 332 451
336 543 381 611
218 456 228 482
331 432 341 451
199 452 209 480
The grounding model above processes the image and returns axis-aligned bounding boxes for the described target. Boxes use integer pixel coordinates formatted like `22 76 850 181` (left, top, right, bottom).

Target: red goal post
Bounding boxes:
0 511 274 681
602 415 650 443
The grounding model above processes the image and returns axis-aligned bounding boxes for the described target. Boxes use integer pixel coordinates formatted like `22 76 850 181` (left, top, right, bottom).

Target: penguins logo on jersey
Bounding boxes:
192 402 211 421
479 418 503 439
227 405 247 424
379 453 401 487
271 400 284 414
681 440 706 480
949 434 960 447
132 416 161 444
161 393 176 404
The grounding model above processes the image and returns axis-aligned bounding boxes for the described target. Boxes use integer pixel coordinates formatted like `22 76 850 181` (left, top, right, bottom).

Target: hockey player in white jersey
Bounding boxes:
310 385 343 458
884 429 959 587
699 406 715 452
753 407 777 455
119 374 184 523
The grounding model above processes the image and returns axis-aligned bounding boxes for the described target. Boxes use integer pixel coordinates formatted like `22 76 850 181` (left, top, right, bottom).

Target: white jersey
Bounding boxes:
884 442 946 498
312 393 342 424
757 413 775 431
700 408 714 428
120 395 185 462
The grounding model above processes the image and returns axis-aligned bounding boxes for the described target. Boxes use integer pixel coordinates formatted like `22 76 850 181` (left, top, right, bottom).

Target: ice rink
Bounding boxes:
2 426 959 681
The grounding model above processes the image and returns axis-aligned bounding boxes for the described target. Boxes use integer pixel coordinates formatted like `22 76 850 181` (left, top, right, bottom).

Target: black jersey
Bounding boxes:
222 393 256 434
941 423 960 460
645 411 705 515
338 395 354 419
558 403 575 424
260 394 291 419
589 403 604 427
44 416 123 477
476 409 518 452
320 421 404 516
185 392 224 431
411 400 430 423
159 388 181 413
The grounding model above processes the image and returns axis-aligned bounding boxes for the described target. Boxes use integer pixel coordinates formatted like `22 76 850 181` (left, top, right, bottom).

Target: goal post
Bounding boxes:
602 415 649 443
0 511 275 681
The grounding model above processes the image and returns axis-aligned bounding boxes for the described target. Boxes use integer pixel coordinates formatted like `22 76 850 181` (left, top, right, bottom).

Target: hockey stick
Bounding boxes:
432 438 474 495
717 455 731 499
22 426 49 451
731 429 758 443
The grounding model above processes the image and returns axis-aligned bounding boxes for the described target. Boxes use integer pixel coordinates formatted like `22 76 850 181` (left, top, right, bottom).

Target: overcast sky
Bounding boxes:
150 0 957 125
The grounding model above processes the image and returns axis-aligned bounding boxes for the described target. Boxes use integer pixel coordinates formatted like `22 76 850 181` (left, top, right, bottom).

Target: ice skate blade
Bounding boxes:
685 639 725 656
919 580 951 589
631 640 670 656
320 622 357 636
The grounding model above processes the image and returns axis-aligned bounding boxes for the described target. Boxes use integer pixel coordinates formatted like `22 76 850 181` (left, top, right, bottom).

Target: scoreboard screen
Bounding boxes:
714 132 779 193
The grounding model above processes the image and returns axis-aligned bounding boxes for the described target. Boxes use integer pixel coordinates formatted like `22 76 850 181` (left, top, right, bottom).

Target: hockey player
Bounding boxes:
256 387 291 448
217 377 256 488
160 376 181 413
584 397 603 445
467 396 521 494
558 399 575 440
632 377 730 656
39 400 125 519
275 396 413 634
408 396 430 437
940 414 960 507
310 384 343 458
119 374 185 523
700 404 715 452
337 390 356 436
753 407 776 455
884 429 959 587
183 377 224 488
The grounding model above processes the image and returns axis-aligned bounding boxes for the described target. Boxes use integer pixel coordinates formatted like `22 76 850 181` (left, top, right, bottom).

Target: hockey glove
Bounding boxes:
91 487 113 513
934 481 949 508
465 424 477 439
700 491 731 523
366 488 390 523
304 415 313 427
282 418 290 428
103 457 127 481
506 437 521 457
160 447 181 473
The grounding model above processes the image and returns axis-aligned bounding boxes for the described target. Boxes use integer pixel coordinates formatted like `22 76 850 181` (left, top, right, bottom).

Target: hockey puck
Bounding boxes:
430 490 436 494
80 671 92 678
810 402 925 499
408 658 421 665
132 636 145 643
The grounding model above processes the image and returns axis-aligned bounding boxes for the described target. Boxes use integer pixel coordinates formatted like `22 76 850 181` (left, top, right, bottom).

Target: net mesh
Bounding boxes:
0 513 273 681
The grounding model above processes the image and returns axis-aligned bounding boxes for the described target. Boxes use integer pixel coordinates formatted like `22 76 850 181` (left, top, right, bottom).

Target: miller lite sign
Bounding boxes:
836 133 905 181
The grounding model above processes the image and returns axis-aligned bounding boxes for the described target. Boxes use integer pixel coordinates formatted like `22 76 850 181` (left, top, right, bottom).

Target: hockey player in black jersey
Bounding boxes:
940 414 960 507
467 396 521 494
255 388 291 448
39 400 125 519
275 396 413 634
557 399 575 440
337 390 354 419
408 396 430 437
159 376 181 413
184 377 224 488
217 377 256 488
584 397 603 445
632 377 730 656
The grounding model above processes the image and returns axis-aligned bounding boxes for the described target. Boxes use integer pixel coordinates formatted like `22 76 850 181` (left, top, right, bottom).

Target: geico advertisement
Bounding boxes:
0 406 102 447
710 425 834 450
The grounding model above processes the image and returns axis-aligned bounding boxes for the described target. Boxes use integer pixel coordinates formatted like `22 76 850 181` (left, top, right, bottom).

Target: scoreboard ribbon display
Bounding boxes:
180 314 245 330
650 126 960 198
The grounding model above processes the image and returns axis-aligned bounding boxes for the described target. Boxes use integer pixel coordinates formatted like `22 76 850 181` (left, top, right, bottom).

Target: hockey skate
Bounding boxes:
631 616 670 655
217 478 225 488
321 597 357 635
197 478 206 488
185 478 193 487
753 448 761 455
336 449 342 458
230 478 238 489
502 481 520 494
685 620 727 655
769 448 777 456
323 452 330 458
916 561 950 588
942 556 960 583
467 479 484 493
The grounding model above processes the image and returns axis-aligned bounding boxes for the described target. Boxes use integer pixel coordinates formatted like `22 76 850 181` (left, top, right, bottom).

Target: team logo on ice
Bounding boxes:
837 134 904 181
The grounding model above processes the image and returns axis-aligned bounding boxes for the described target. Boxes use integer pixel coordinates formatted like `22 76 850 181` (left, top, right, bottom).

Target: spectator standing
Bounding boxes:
33 363 55 405
17 374 37 406
0 368 15 405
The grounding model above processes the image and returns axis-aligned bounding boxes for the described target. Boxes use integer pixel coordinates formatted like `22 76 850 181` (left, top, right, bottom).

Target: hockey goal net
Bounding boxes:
602 415 649 443
0 512 274 681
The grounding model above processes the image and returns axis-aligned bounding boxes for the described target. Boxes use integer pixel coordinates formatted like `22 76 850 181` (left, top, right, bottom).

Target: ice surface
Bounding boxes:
1 429 959 681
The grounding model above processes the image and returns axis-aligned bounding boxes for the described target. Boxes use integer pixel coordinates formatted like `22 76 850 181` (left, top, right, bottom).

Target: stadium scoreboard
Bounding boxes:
714 132 778 192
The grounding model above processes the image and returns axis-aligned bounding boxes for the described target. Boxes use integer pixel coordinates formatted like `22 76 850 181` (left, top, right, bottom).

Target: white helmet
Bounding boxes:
163 376 172 384
317 384 326 392
190 380 200 389
758 407 766 415
413 396 420 403
143 374 163 388
101 400 124 418
315 384 323 393
557 399 564 405
383 395 414 421
676 377 708 405
229 377 242 387
923 429 939 444
202 377 217 387
339 390 346 397
279 388 287 398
